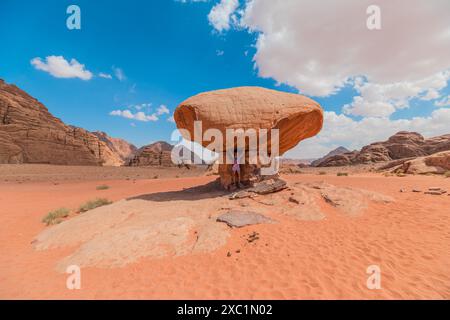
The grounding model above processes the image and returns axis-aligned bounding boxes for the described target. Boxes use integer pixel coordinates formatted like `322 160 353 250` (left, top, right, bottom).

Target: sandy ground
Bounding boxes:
0 164 208 183
0 167 449 299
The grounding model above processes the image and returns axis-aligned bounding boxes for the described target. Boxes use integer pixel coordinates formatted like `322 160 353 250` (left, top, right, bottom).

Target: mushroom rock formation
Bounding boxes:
174 87 324 189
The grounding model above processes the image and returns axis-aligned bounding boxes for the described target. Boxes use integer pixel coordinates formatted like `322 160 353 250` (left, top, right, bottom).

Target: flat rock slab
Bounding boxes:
229 178 288 199
251 179 287 195
216 210 274 228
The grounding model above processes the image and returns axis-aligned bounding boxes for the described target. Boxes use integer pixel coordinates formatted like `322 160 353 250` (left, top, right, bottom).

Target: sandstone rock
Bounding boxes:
0 79 123 166
92 131 137 161
127 141 174 166
398 151 450 174
216 210 274 228
310 146 350 167
314 131 450 167
174 86 323 188
229 178 287 199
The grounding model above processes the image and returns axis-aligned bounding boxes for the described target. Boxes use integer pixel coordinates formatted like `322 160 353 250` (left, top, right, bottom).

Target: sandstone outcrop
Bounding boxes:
92 131 137 162
174 86 323 188
127 141 174 166
394 151 450 175
0 79 123 166
310 146 350 167
315 131 450 167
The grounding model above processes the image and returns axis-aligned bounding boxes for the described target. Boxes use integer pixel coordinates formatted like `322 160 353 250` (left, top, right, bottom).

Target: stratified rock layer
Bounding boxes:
92 131 137 162
127 141 175 166
0 79 123 165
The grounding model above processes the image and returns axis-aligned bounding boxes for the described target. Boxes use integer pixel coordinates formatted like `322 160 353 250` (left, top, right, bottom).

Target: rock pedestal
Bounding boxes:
174 86 324 189
218 163 260 189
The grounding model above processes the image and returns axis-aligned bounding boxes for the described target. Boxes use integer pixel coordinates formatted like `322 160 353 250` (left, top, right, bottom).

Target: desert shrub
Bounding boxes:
42 208 70 226
153 175 159 179
337 172 348 176
318 171 327 175
396 173 406 177
78 198 112 213
444 171 450 178
96 185 110 190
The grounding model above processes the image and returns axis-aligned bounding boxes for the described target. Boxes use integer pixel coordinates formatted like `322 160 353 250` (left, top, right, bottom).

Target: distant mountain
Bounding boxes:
311 146 350 167
314 131 450 167
0 79 123 166
92 131 137 161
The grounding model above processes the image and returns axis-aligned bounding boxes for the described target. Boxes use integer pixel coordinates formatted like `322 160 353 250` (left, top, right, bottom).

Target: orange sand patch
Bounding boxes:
0 174 449 299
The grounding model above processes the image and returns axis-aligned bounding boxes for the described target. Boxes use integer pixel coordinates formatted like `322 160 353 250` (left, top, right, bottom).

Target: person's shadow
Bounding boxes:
126 179 228 202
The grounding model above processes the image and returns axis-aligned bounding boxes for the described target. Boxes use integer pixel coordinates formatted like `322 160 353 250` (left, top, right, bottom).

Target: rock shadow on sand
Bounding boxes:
126 180 228 202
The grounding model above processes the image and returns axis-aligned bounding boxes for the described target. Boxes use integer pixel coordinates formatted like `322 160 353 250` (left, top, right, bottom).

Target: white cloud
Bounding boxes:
343 71 450 117
98 72 112 79
435 95 450 107
113 67 126 81
208 0 239 32
167 115 175 123
216 50 224 56
156 104 170 115
131 103 152 111
241 0 450 97
285 108 450 159
109 109 158 122
31 56 93 80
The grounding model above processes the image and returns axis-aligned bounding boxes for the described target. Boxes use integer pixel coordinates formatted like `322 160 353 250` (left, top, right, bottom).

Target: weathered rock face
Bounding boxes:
92 131 137 161
310 146 350 167
174 86 323 188
127 141 174 166
315 131 450 167
397 151 450 174
0 79 123 166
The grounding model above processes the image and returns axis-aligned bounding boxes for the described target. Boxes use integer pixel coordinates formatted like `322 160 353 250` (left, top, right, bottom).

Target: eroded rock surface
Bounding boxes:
174 86 323 188
0 79 123 165
217 210 274 228
127 141 175 166
34 181 393 270
315 131 450 167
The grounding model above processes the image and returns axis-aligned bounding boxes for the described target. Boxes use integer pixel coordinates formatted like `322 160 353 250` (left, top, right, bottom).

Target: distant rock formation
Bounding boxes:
314 131 450 167
0 79 124 166
280 158 315 166
127 141 175 166
394 151 450 175
92 131 137 162
310 146 350 167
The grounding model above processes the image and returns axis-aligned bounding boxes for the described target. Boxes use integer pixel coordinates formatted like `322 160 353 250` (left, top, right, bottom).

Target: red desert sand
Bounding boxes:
0 170 449 299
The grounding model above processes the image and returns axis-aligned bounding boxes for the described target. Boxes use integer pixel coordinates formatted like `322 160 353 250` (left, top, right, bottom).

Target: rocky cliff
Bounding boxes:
0 79 123 166
310 146 350 167
92 131 137 162
314 131 450 167
127 141 175 166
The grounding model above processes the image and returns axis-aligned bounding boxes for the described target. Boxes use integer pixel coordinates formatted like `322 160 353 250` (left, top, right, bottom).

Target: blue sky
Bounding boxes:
1 0 449 158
